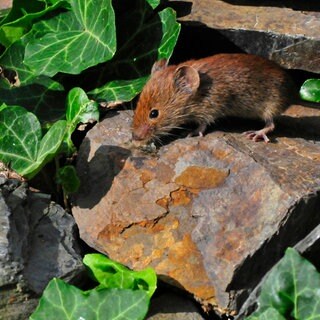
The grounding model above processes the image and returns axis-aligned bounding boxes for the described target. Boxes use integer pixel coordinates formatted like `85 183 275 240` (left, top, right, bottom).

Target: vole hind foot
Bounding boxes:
243 119 275 143
243 130 270 143
187 123 207 138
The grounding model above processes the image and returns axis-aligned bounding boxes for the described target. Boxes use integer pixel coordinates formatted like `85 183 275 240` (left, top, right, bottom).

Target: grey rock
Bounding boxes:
0 177 84 320
169 0 320 73
147 291 206 320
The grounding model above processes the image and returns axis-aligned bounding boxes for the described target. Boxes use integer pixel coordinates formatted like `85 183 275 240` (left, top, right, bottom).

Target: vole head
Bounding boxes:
132 59 200 144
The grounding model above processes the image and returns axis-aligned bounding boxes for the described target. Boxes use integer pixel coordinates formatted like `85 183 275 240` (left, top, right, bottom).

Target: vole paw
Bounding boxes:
187 123 207 138
243 130 270 143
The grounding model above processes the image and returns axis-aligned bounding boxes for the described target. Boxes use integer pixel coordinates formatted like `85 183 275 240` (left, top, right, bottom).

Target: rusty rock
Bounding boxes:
169 0 320 73
73 105 320 314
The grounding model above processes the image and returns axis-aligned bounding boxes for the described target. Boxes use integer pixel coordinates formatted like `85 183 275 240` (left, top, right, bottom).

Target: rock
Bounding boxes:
168 0 320 73
73 105 320 314
147 291 206 320
0 0 11 11
0 177 84 320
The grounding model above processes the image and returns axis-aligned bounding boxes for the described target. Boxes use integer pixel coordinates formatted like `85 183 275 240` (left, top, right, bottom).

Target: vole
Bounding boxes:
132 53 298 145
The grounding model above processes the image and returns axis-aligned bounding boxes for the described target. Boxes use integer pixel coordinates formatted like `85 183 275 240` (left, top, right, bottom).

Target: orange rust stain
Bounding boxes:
212 149 231 160
98 224 126 241
152 248 164 259
164 234 216 303
156 196 170 210
151 222 166 233
137 220 153 228
175 166 229 189
130 243 144 260
171 188 191 206
140 169 155 185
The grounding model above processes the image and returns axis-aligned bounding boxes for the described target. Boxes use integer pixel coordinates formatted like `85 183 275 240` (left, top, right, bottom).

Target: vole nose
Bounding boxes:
132 124 151 141
132 132 143 141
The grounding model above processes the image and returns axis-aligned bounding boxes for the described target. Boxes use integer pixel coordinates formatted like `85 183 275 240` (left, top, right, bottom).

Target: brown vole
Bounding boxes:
132 54 297 144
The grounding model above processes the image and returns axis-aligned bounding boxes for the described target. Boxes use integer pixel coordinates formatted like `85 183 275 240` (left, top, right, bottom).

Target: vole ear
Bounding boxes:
173 65 200 94
151 59 168 74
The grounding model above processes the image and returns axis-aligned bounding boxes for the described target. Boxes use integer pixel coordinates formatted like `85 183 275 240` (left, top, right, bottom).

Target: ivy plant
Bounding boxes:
30 254 157 320
0 87 98 180
0 0 180 187
0 0 180 122
246 248 320 320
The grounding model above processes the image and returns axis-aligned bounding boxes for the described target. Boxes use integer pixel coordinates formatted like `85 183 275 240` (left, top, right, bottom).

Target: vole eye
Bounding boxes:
149 109 159 119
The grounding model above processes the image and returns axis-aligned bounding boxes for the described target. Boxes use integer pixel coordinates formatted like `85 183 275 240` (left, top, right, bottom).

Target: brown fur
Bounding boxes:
132 54 297 143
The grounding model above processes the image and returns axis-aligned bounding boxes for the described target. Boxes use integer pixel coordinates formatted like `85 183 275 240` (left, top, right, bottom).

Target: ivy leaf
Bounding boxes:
24 0 116 76
36 119 66 166
66 87 99 125
246 248 320 319
0 0 67 47
300 79 320 103
56 165 80 194
0 83 67 122
0 32 62 87
146 0 160 9
64 87 99 151
89 77 148 103
0 104 66 179
247 308 286 320
30 278 149 320
83 254 157 299
157 8 181 59
0 104 41 173
89 0 180 103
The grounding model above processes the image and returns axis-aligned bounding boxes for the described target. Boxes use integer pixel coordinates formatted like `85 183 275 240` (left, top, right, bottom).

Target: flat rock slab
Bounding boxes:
73 105 320 314
169 0 320 73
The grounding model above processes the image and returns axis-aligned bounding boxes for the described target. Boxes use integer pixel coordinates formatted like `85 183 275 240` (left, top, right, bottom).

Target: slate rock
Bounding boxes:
73 105 320 314
147 291 206 320
169 0 320 73
0 177 84 320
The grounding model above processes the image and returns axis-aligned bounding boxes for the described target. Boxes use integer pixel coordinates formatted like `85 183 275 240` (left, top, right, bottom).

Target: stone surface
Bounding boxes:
73 105 320 314
147 291 206 319
0 0 11 10
168 0 320 73
0 178 84 320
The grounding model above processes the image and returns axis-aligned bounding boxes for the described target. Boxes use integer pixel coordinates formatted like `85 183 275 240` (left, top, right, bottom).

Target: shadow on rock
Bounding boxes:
74 141 132 209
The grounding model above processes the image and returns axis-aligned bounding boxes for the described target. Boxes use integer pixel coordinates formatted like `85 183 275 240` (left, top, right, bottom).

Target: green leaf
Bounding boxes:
56 165 80 194
0 0 67 47
0 33 62 87
36 119 66 165
300 79 320 103
246 248 320 319
146 0 160 9
0 83 67 122
0 104 41 174
66 87 99 125
24 0 116 76
0 104 66 178
89 77 148 102
83 254 157 299
246 308 286 320
30 278 149 320
89 0 180 102
64 87 99 151
157 8 181 60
